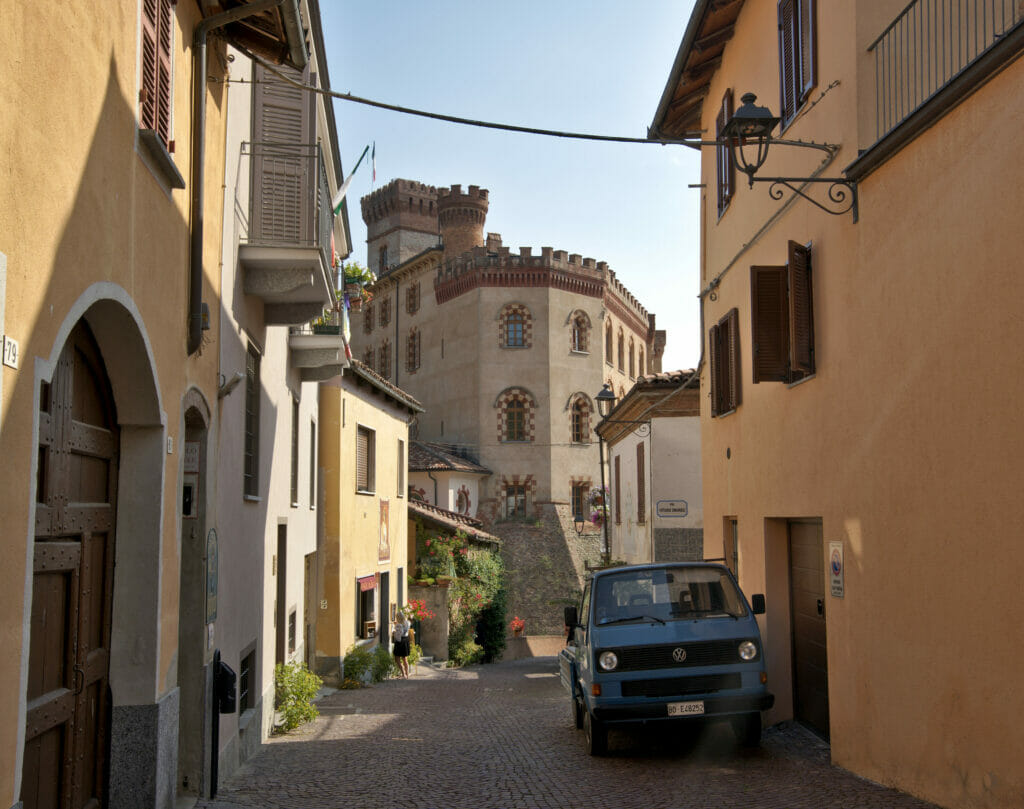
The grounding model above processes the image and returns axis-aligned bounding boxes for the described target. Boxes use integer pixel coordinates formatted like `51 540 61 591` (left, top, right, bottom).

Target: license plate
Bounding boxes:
667 700 705 716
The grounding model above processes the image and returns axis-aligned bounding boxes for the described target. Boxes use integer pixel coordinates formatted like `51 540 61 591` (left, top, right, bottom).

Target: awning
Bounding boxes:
357 574 377 592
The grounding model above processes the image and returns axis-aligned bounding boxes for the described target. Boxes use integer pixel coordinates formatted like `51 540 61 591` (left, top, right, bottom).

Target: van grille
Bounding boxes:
621 673 742 698
607 639 758 671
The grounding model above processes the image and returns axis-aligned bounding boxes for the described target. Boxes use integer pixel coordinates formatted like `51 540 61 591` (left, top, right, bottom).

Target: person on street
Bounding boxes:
392 610 411 678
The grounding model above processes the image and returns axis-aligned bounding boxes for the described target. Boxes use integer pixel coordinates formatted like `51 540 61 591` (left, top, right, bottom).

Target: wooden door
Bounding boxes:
789 520 829 739
23 322 118 809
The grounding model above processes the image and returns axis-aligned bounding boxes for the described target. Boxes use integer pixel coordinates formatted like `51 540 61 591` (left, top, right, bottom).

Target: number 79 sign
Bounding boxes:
3 335 19 369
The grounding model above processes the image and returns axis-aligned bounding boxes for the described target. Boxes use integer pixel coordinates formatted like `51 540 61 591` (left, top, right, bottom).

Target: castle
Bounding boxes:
350 179 666 631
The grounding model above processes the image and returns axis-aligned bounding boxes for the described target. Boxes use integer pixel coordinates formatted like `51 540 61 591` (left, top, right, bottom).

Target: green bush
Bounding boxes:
450 636 484 667
448 544 506 663
476 584 509 663
274 662 322 732
342 643 374 684
372 643 397 681
408 642 422 667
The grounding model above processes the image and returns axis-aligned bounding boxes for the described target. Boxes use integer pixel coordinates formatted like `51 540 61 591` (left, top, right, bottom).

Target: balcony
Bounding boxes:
288 311 350 382
239 142 336 325
851 0 1023 178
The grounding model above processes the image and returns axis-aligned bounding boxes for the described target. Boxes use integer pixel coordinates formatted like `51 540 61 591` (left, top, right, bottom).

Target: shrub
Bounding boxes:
476 583 508 663
274 662 322 732
342 643 374 684
450 636 484 667
372 643 397 681
408 642 422 667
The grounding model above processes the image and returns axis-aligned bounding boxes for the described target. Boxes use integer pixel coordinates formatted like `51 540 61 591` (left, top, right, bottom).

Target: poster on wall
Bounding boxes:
378 498 390 562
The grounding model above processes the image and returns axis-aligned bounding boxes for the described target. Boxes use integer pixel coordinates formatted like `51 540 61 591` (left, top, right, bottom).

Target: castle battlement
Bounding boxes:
361 179 439 226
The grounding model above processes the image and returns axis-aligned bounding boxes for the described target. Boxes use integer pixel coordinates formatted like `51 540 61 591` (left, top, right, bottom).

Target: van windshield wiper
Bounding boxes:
598 614 666 626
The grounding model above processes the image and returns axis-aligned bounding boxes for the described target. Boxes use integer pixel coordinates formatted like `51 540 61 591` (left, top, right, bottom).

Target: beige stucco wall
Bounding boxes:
317 375 412 679
0 1 227 803
694 2 1024 807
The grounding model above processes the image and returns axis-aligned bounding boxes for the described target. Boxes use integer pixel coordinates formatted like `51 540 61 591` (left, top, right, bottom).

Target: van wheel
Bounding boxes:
584 709 607 756
572 694 584 729
732 713 761 747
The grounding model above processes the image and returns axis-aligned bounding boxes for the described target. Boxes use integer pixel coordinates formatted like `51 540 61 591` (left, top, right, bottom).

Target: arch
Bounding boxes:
568 309 591 353
639 346 646 377
628 337 636 378
23 285 167 803
569 393 592 444
493 386 537 443
605 319 613 360
617 328 625 372
498 303 532 349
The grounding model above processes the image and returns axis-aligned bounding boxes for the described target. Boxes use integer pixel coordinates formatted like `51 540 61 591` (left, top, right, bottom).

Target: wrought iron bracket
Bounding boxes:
599 419 651 438
751 177 858 222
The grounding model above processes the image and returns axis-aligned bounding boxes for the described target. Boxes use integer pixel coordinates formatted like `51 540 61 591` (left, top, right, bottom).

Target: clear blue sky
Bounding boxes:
320 2 701 371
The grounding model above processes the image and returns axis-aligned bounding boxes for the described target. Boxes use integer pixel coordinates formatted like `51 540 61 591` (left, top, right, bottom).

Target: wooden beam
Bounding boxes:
693 24 735 54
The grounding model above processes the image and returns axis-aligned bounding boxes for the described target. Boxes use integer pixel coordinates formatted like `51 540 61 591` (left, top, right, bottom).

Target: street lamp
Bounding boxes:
573 513 587 536
720 92 858 219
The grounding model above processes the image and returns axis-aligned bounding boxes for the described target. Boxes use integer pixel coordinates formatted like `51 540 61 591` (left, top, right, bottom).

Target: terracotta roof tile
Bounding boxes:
409 441 491 474
408 500 501 545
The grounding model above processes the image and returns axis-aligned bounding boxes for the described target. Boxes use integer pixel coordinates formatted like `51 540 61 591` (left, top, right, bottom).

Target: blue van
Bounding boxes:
559 562 774 755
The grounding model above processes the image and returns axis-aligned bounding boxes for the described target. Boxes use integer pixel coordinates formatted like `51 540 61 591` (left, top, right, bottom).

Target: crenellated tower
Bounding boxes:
361 179 440 277
437 184 489 261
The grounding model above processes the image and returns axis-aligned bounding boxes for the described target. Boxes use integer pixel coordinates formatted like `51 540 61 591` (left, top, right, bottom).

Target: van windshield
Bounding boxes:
593 566 748 625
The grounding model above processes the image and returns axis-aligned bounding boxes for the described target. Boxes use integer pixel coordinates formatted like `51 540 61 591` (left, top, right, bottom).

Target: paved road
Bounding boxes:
197 657 941 809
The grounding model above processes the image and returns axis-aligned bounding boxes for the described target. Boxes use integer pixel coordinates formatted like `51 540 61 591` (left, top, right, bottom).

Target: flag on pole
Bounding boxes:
331 144 371 215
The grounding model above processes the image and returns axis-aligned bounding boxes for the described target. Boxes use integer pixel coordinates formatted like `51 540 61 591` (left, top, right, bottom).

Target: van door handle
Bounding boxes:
816 599 824 617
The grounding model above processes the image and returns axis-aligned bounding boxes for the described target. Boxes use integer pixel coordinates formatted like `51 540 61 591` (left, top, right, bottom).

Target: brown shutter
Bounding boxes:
614 455 621 525
636 443 646 524
788 241 814 374
156 0 172 145
799 0 817 103
751 266 790 383
778 0 798 123
141 0 158 131
141 0 171 145
709 322 722 417
725 308 742 411
716 100 728 215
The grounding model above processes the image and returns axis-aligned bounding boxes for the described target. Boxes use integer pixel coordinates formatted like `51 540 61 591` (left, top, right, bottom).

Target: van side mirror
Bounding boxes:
564 605 579 628
751 594 766 615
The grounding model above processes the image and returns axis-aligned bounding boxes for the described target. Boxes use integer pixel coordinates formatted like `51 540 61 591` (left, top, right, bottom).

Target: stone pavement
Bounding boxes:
197 657 942 809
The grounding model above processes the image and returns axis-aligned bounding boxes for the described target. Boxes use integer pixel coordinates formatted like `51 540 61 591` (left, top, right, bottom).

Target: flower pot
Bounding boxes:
513 628 523 638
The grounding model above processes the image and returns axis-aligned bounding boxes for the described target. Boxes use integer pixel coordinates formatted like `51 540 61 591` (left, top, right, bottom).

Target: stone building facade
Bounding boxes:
349 179 666 631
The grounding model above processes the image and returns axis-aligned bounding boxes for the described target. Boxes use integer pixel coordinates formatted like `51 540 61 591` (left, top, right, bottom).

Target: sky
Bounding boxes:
319 1 702 371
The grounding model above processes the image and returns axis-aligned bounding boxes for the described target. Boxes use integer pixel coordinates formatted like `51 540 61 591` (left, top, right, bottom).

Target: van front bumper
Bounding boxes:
593 692 774 723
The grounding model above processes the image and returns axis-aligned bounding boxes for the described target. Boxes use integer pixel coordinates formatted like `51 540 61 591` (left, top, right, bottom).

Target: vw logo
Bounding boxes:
672 647 687 663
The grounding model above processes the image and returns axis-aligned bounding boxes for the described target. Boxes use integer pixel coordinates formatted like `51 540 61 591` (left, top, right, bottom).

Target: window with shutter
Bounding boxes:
290 398 299 506
140 0 173 149
709 308 742 417
778 0 817 128
614 455 622 525
357 426 375 493
636 442 646 524
716 89 735 216
244 344 261 496
750 241 814 384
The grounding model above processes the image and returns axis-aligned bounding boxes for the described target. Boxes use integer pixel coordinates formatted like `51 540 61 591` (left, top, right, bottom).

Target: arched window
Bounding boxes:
605 321 613 363
628 338 635 378
570 311 590 353
571 397 591 444
499 304 532 348
617 329 625 372
378 340 391 378
639 347 645 377
506 399 525 441
496 387 536 443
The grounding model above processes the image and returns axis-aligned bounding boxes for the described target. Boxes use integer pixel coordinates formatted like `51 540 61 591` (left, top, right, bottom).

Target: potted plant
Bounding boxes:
509 616 525 637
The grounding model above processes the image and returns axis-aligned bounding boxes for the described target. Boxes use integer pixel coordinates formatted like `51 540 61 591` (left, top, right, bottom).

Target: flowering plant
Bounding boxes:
509 616 525 632
405 599 435 621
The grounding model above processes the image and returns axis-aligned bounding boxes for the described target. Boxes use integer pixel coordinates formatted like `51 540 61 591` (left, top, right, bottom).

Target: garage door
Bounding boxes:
789 520 829 739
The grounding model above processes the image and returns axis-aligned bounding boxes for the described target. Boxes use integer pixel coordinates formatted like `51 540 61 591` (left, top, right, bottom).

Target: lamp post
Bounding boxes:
594 384 617 566
721 92 858 219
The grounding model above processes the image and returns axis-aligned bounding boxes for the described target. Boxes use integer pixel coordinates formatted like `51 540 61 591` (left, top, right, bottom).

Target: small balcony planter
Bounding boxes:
311 324 340 335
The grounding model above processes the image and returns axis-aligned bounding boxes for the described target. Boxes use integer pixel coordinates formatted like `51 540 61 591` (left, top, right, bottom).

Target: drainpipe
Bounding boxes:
188 0 307 354
427 470 439 507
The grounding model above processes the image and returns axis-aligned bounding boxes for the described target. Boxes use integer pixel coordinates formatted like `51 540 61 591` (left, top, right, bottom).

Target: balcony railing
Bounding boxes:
869 0 1023 141
243 141 333 262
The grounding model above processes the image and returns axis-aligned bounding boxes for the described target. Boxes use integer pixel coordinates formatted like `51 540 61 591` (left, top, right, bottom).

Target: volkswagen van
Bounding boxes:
558 562 773 755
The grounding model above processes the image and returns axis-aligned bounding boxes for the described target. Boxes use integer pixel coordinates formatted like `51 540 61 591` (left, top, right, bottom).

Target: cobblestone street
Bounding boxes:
197 657 941 809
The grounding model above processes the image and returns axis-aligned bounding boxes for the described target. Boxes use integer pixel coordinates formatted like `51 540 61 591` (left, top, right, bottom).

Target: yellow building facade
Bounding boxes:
651 2 1024 807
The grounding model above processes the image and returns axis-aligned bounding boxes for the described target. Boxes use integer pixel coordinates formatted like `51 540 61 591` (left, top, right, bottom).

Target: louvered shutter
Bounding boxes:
778 0 798 123
636 443 646 523
252 63 316 243
716 99 728 215
788 241 814 374
357 428 368 490
141 0 172 147
709 322 722 416
724 308 742 411
799 0 817 103
751 266 790 383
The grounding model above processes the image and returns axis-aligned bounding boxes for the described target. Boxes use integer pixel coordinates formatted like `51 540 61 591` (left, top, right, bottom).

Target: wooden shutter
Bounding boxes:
724 308 742 412
141 0 172 147
751 266 790 383
799 0 817 103
716 90 734 216
356 428 369 490
614 455 621 525
709 322 722 416
788 241 814 374
252 63 316 243
778 0 798 123
636 443 646 524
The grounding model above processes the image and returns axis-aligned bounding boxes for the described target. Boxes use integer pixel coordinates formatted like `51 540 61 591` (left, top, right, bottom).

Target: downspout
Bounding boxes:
427 470 439 507
188 0 307 354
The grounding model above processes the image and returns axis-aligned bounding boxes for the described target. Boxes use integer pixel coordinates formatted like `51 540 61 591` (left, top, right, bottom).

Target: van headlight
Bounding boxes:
738 641 758 661
598 651 619 671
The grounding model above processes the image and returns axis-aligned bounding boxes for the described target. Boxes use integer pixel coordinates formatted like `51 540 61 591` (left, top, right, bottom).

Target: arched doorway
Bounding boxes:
22 320 118 808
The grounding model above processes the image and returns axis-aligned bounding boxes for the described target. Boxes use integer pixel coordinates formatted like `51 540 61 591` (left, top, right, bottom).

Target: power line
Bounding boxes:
246 53 702 150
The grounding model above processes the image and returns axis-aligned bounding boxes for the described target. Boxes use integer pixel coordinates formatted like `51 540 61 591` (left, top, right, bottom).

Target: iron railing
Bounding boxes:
869 0 1023 141
242 142 334 265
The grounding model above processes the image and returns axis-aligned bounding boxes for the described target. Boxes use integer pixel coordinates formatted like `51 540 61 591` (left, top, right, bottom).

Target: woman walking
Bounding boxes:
392 610 411 678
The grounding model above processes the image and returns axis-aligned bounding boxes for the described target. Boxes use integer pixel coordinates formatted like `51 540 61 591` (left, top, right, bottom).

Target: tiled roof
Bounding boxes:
408 500 501 546
635 368 699 389
346 359 424 412
409 441 492 474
